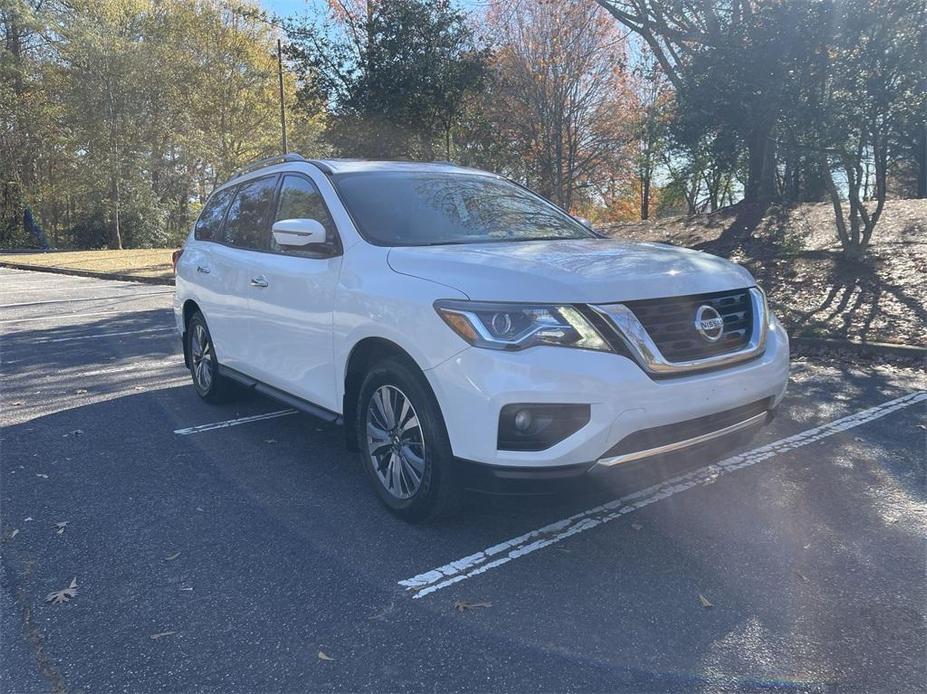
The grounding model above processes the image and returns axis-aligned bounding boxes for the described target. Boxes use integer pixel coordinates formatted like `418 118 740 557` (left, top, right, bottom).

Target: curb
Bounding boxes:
0 261 174 286
790 335 925 361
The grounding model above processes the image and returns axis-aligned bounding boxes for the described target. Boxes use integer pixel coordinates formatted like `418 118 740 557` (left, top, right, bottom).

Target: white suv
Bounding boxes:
174 155 789 521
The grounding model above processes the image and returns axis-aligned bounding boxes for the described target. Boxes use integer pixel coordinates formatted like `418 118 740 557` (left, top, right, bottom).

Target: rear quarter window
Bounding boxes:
194 187 235 241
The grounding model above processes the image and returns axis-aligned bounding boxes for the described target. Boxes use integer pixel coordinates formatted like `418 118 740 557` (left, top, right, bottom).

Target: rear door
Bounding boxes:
208 174 279 370
241 173 343 412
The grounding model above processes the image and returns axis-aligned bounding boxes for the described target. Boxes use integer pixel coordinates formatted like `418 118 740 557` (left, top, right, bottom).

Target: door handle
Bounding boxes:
196 265 210 274
250 276 269 288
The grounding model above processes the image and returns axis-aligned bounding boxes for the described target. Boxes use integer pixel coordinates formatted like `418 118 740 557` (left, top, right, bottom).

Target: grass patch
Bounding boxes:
0 249 174 280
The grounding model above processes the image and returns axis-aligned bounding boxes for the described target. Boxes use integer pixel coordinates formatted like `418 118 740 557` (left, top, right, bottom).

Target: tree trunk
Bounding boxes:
640 174 650 220
744 123 777 202
820 154 853 256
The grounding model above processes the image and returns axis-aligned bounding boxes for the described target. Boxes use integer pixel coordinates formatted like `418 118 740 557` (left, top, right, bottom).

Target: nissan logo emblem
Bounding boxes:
694 305 725 342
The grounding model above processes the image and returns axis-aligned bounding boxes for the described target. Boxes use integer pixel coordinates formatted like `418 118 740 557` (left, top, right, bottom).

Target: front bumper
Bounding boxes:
425 315 789 470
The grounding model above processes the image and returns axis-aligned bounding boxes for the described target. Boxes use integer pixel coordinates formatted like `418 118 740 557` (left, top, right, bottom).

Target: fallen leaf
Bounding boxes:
36 473 48 479
631 522 643 531
24 517 33 522
150 631 176 640
165 551 181 561
698 594 714 609
46 577 78 605
796 572 810 583
69 429 83 437
454 600 492 612
317 650 335 661
11 401 23 406
54 521 68 535
195 507 204 513
9 529 19 539
74 389 88 395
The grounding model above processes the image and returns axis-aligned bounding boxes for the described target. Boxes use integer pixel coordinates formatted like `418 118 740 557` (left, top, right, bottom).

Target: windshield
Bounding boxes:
332 171 595 246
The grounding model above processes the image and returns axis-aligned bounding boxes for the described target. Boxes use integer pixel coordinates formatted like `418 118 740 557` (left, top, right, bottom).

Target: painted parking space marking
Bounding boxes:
0 310 156 325
174 409 298 435
74 358 184 378
25 327 175 343
0 291 172 309
398 390 927 599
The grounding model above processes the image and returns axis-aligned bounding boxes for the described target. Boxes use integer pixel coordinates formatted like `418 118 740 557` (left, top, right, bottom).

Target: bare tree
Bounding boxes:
486 0 632 211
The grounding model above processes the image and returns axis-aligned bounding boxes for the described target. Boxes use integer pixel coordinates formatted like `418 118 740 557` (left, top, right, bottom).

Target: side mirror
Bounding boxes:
272 218 327 247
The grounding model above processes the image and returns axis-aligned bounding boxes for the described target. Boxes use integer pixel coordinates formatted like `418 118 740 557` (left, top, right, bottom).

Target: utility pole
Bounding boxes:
277 38 288 154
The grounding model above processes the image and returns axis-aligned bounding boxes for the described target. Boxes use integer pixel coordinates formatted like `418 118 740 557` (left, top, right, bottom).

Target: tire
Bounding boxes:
355 356 460 522
186 311 235 404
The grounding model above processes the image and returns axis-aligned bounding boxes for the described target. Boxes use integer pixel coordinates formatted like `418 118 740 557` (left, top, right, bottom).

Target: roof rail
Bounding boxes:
229 153 307 181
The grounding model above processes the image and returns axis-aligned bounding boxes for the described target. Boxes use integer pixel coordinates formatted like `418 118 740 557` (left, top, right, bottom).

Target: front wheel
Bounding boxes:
356 357 460 522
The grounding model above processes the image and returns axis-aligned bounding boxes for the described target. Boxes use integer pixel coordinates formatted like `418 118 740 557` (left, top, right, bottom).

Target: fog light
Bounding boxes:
513 409 533 432
498 403 591 451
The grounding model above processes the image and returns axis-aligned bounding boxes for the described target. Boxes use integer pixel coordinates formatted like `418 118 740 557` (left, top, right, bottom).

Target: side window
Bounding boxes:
272 175 338 255
222 176 278 250
194 188 235 241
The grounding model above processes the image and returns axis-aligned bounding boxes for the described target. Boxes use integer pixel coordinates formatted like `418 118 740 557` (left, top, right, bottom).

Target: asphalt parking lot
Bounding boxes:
1 267 925 693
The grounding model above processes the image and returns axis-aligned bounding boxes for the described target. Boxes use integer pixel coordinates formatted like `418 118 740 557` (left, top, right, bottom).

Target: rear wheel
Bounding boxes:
356 357 460 522
186 312 234 403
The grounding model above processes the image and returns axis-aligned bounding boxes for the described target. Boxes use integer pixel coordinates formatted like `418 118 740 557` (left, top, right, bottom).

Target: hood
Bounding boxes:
387 238 755 303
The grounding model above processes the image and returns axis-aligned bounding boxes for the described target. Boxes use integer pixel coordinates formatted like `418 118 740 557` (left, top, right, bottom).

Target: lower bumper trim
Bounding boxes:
595 410 769 467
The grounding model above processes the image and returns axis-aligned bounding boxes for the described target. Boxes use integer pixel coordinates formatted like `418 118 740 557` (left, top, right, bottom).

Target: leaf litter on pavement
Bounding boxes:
46 578 78 605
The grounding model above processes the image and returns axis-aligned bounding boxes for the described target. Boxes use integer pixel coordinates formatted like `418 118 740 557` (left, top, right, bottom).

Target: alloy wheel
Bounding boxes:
366 385 426 500
190 323 214 391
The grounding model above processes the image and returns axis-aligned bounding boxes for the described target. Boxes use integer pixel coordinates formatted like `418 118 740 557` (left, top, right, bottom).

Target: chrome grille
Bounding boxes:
622 288 754 362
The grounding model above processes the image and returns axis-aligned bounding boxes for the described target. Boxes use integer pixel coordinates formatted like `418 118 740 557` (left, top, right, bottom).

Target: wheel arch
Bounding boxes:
342 337 430 451
181 299 203 368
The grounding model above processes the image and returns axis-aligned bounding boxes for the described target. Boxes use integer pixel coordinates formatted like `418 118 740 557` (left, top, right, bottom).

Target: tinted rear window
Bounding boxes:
332 172 593 246
194 188 235 241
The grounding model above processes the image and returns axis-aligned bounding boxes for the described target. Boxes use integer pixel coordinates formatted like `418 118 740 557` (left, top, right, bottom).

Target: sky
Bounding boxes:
259 0 317 18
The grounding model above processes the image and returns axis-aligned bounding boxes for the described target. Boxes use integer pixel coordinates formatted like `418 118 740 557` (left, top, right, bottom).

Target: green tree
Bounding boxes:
285 0 488 159
2 0 320 249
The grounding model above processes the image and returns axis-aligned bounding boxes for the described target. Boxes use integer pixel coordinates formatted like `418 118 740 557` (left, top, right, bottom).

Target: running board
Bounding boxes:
218 365 343 425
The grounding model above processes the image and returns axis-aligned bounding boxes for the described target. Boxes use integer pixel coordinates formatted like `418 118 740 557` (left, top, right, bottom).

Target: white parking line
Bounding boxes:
29 327 174 343
398 390 927 599
174 409 298 435
74 358 183 378
0 310 132 325
0 291 171 309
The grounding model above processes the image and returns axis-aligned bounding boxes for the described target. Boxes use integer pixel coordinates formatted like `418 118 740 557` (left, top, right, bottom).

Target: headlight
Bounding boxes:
434 300 611 352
